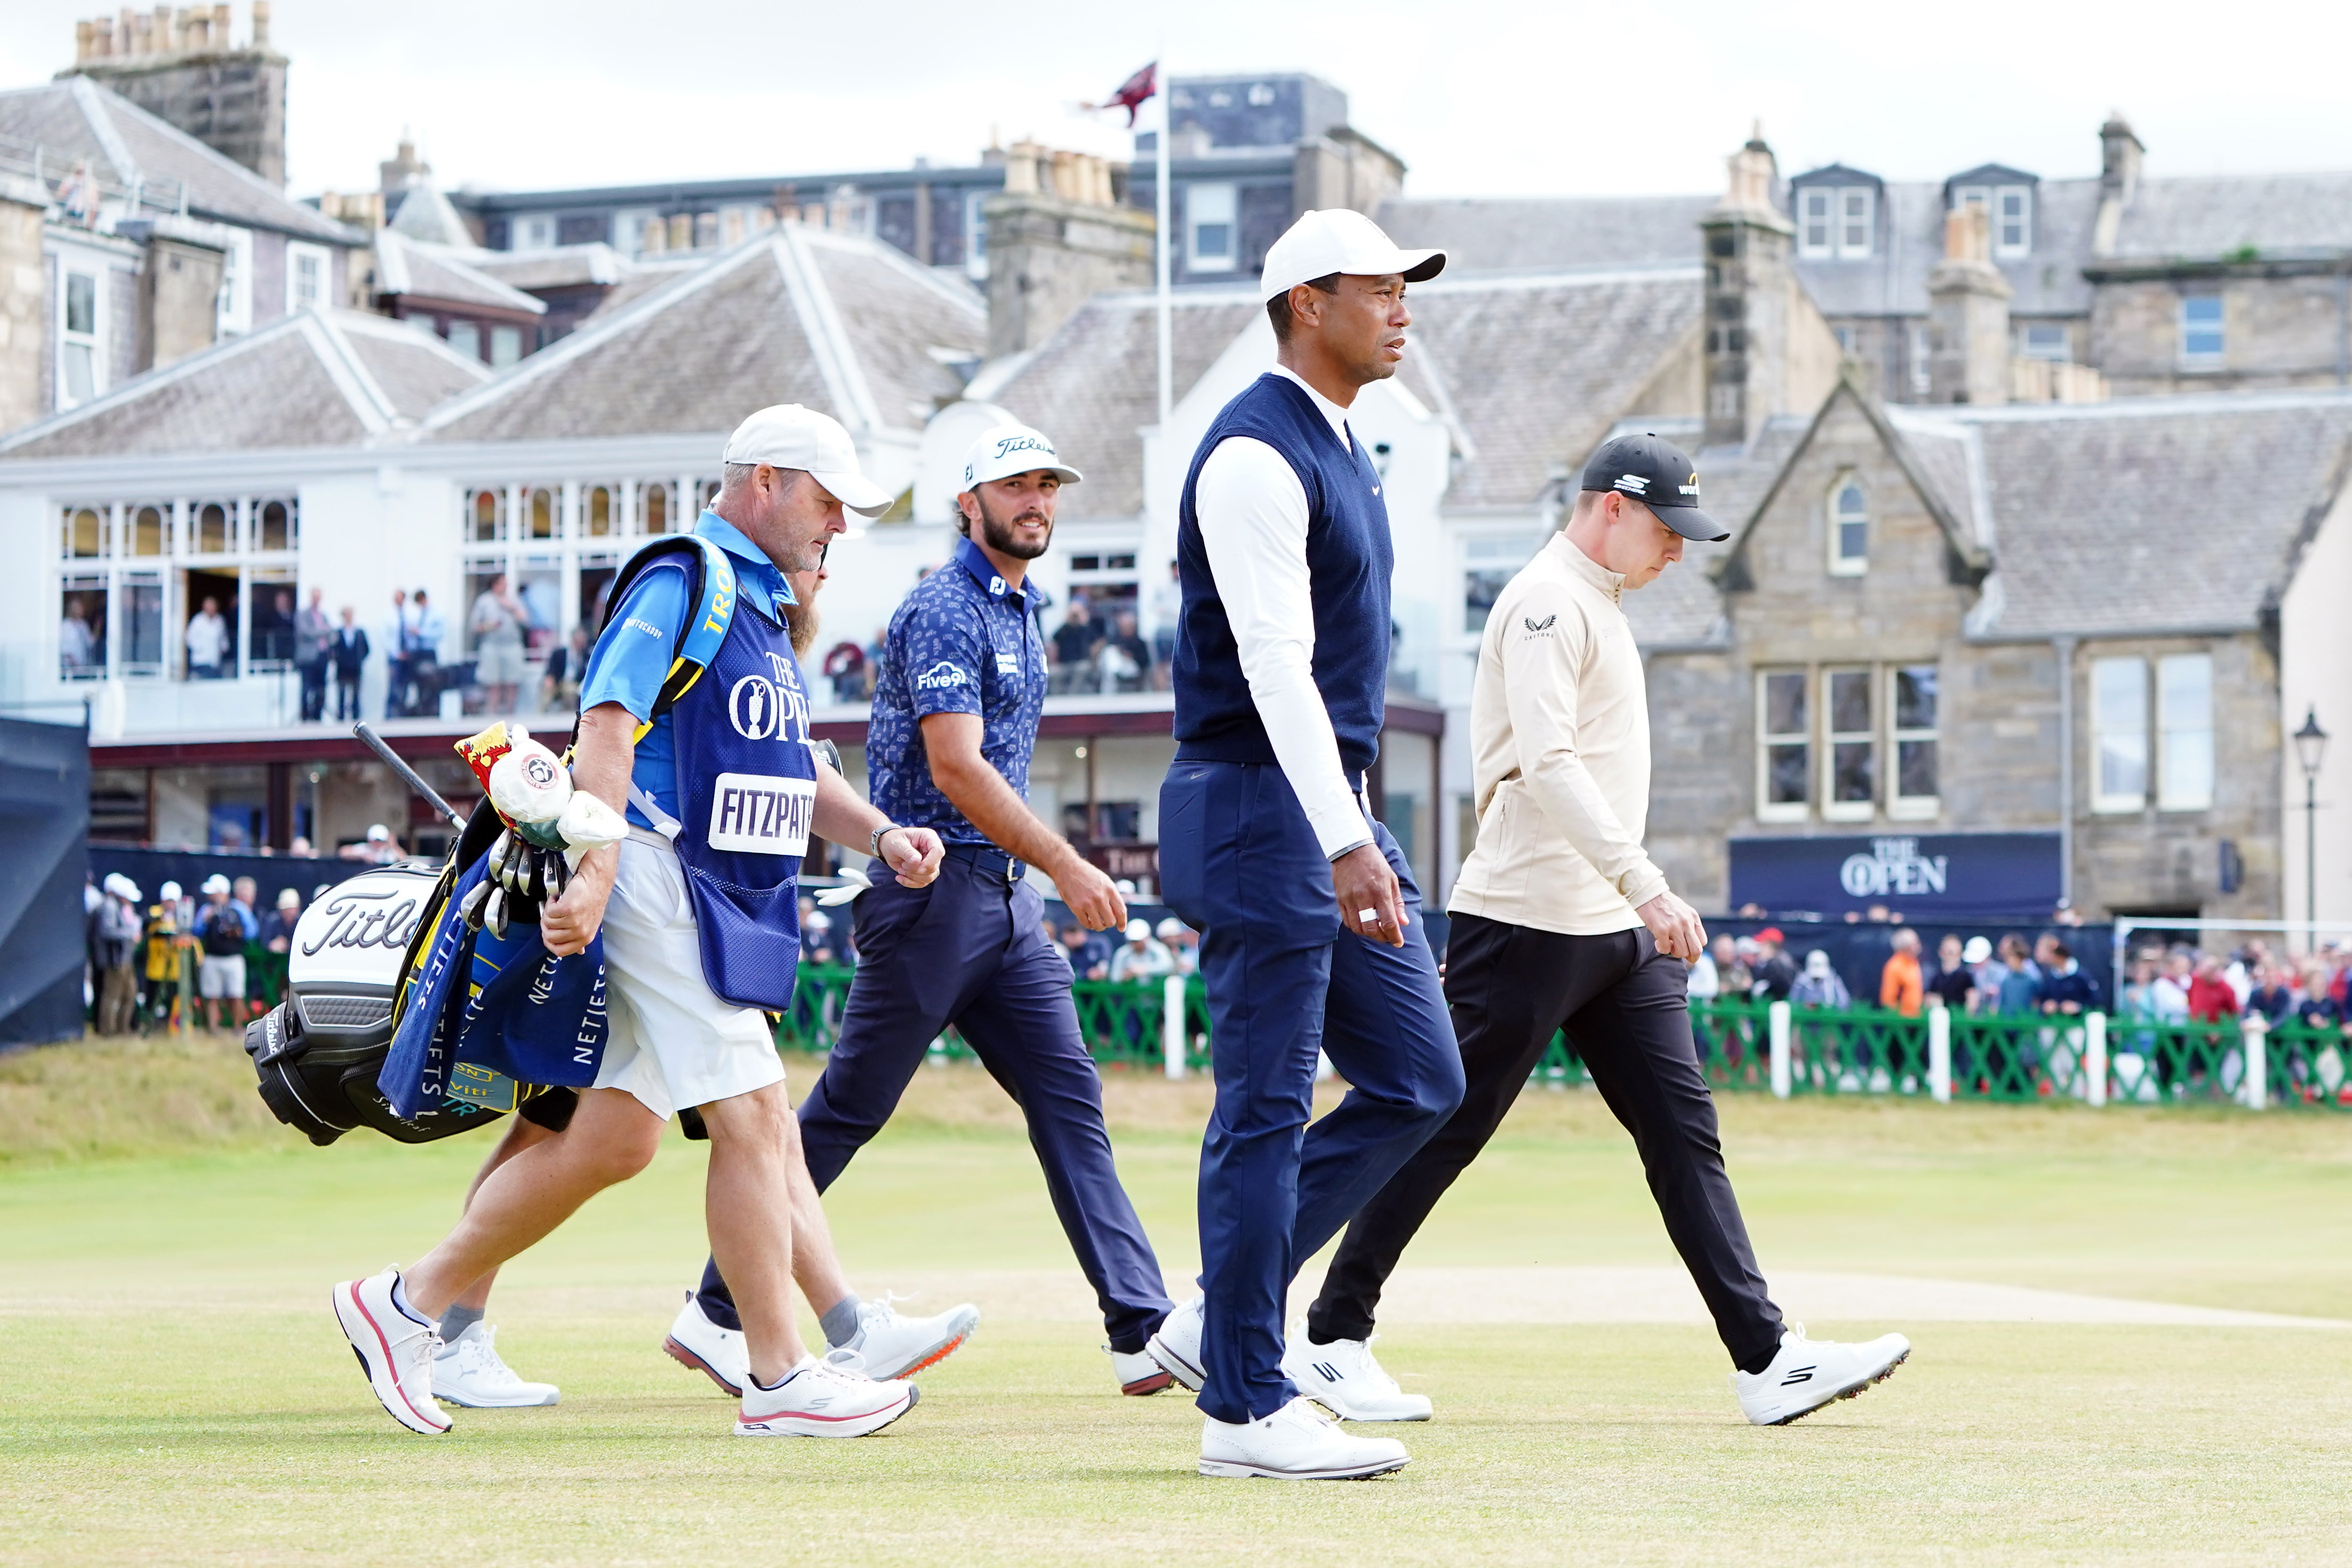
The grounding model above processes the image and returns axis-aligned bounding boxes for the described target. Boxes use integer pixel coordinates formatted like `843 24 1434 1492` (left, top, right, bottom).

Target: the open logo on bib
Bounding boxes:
708 772 815 857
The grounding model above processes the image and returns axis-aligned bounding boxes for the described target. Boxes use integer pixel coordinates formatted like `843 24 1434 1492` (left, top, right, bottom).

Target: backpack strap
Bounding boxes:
597 533 739 741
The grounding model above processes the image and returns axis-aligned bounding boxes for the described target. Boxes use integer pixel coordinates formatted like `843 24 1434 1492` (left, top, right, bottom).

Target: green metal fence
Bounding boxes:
773 968 2351 1111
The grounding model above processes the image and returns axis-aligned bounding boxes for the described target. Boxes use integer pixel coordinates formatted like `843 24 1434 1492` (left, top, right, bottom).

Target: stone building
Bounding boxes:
61 3 288 188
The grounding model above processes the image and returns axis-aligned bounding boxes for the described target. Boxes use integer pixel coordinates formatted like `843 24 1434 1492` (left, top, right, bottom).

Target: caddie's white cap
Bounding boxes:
202 874 231 894
724 404 895 517
1259 209 1444 303
961 423 1082 491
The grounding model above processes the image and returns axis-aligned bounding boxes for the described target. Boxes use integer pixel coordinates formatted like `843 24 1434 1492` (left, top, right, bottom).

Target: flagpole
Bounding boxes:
1155 60 1172 430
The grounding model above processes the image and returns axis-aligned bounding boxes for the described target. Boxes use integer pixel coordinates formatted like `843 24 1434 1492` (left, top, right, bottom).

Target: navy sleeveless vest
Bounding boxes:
1172 373 1393 779
663 563 817 1012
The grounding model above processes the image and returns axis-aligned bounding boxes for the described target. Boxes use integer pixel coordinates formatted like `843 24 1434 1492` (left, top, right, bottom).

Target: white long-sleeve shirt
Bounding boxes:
1191 366 1374 861
1448 532 1670 934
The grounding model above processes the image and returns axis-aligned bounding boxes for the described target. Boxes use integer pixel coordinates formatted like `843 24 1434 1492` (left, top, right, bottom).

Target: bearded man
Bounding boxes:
683 423 1180 1397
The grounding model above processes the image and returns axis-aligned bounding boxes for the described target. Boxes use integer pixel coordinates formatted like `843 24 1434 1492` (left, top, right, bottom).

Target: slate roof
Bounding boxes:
2105 173 2352 263
0 310 485 459
982 290 1267 521
375 231 546 314
470 243 629 291
385 180 475 247
0 77 361 245
1378 194 1711 275
1892 390 2352 639
1793 177 2103 320
422 226 984 445
986 268 1704 521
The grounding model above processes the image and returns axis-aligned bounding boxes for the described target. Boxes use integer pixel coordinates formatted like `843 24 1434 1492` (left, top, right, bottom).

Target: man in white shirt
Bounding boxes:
1297 433 1911 1431
186 596 230 678
1143 211 1464 1481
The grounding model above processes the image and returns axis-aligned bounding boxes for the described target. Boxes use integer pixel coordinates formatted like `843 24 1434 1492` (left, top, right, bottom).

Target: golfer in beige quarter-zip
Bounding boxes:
1295 433 1914 1430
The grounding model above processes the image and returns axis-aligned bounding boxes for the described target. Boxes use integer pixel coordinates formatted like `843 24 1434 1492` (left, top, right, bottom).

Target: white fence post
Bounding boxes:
1162 973 1187 1082
2084 1012 2108 1108
1769 1001 1791 1100
2242 1014 2267 1111
1927 1006 1951 1103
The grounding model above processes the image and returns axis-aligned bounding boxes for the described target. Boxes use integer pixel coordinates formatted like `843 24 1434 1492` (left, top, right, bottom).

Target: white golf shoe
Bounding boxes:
1730 1323 1911 1426
663 1292 748 1396
836 1294 979 1381
332 1266 449 1435
1281 1329 1431 1421
1199 1395 1410 1480
433 1322 559 1408
1145 1293 1206 1391
735 1348 918 1438
1107 1346 1174 1396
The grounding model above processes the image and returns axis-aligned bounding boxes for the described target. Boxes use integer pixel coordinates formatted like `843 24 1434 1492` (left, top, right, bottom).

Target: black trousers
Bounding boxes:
1305 913 1785 1369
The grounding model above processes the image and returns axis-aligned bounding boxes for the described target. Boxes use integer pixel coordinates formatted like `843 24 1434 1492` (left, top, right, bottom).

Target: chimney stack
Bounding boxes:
2099 111 2143 206
63 4 288 185
251 0 268 46
981 140 1150 359
1926 205 2011 406
1699 124 1797 450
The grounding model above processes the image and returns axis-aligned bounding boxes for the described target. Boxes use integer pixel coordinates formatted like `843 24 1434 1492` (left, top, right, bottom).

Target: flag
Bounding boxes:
1084 62 1158 127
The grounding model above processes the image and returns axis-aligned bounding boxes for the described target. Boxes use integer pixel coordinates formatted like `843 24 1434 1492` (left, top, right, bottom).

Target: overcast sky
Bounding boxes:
6 0 2350 201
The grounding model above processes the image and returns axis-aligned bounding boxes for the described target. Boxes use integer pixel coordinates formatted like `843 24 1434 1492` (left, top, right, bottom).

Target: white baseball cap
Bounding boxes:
202 874 231 894
961 424 1082 490
1259 209 1444 304
366 823 391 842
724 404 895 517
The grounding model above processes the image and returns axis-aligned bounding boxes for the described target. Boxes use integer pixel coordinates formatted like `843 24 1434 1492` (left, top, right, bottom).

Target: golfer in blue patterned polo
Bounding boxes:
723 423 1177 1394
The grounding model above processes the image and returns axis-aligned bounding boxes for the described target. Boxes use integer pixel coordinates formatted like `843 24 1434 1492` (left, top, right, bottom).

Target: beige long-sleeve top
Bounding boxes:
1447 532 1670 935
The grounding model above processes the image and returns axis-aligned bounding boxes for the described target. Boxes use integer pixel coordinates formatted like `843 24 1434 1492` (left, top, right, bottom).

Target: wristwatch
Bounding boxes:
870 823 900 860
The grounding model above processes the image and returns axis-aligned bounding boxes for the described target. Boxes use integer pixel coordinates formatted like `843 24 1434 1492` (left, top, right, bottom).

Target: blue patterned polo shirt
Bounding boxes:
866 536 1049 846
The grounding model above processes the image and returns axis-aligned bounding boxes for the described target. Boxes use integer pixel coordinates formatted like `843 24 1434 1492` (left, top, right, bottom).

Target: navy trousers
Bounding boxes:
1157 759 1466 1425
695 854 1173 1351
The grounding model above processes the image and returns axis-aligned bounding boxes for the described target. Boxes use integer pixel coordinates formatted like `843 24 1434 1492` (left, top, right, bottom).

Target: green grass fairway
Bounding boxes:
4 1037 2351 1565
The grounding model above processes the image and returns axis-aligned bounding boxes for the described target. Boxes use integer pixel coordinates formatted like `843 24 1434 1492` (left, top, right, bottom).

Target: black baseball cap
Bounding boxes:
1580 432 1727 542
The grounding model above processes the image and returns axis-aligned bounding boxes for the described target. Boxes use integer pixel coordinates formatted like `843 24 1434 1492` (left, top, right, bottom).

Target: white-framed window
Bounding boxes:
1890 664 1940 818
57 265 103 409
465 485 508 543
490 325 524 369
2157 653 2214 811
1797 185 1875 259
2180 295 2225 366
1757 670 1810 822
517 214 556 252
1186 181 1238 272
52 494 295 685
286 241 330 312
1838 187 1874 257
446 320 482 361
59 570 108 679
1994 185 2031 255
1461 533 1546 637
2091 655 2149 812
2019 323 2069 361
963 190 989 281
1823 666 1876 820
1798 188 1833 257
1827 474 1868 575
612 207 657 259
215 227 253 336
1909 324 1933 396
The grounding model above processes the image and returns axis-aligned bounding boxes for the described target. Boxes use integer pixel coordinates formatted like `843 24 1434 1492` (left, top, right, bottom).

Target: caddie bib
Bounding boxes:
660 582 815 1011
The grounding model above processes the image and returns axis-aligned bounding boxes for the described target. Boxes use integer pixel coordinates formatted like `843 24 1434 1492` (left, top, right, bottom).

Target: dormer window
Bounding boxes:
1951 179 2033 257
1797 184 1874 259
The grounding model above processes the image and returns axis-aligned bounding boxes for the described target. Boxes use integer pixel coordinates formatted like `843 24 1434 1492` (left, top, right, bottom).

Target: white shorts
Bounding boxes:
591 837 786 1122
198 954 246 999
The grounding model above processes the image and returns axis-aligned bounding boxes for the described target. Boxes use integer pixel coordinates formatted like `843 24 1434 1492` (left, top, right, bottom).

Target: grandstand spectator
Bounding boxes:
1061 922 1109 981
2295 963 2346 1031
1789 950 1850 1009
2035 938 2099 1014
2150 950 2193 1022
1098 610 1151 694
1749 927 1796 1002
1107 918 1173 985
1878 929 1924 1017
1925 933 1974 1011
1714 935 1754 1002
822 639 868 703
1050 603 1100 693
2246 962 2295 1023
1155 917 1198 977
2186 955 2239 1023
1686 939 1720 1001
1993 936 2041 1015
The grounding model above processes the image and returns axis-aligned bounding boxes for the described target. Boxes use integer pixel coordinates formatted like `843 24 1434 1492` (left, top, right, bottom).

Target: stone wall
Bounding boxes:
0 186 43 435
71 47 289 187
2090 273 2352 395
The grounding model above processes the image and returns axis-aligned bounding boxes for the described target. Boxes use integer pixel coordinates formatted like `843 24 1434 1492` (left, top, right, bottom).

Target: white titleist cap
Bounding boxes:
1259 209 1444 303
962 423 1082 490
723 404 895 517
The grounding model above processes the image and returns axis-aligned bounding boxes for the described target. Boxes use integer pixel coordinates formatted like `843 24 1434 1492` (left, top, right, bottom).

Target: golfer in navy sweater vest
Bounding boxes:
1146 211 1465 1481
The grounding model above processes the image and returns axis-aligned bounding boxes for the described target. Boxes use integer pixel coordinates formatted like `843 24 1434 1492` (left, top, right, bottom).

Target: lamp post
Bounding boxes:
2293 707 2328 936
